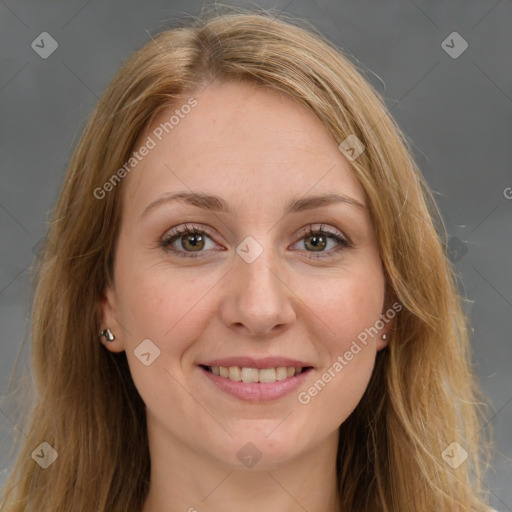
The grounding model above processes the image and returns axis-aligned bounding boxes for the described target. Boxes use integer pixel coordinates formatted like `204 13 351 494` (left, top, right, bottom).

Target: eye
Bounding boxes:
160 223 352 260
291 224 352 259
160 224 220 258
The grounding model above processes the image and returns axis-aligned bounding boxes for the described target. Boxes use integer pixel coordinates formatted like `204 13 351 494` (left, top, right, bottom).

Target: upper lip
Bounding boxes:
199 357 313 369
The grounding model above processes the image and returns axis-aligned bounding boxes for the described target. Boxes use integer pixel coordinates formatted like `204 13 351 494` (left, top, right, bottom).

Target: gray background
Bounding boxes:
1 0 511 509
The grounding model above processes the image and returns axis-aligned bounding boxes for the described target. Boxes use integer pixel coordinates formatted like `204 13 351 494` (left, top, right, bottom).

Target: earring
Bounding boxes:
98 328 115 342
382 333 388 340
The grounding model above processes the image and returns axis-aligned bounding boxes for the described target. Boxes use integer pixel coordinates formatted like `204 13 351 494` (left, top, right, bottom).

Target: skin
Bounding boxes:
99 80 391 512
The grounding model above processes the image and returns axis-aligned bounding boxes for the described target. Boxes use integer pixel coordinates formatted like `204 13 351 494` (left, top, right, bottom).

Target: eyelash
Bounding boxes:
159 223 352 260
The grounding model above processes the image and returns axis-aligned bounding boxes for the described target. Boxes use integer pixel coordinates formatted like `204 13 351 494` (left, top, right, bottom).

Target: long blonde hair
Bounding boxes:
1 6 494 511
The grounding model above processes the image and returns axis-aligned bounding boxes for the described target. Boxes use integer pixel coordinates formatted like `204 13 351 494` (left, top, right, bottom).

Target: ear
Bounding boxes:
376 320 392 352
376 301 397 352
376 284 396 352
97 285 126 354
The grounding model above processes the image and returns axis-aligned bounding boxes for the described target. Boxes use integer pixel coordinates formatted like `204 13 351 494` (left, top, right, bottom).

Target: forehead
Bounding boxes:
122 80 366 216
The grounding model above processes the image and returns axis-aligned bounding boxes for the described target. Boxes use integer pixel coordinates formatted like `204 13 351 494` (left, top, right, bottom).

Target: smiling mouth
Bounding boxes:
200 365 313 383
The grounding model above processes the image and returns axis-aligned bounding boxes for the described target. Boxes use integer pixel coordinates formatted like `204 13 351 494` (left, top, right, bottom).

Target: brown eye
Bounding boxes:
160 225 220 259
180 232 205 251
303 233 327 252
291 225 352 260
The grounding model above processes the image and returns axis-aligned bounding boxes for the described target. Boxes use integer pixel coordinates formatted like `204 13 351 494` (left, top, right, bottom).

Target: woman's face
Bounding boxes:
100 80 390 468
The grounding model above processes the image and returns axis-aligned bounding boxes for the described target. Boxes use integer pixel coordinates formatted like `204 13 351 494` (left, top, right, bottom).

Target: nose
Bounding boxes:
218 246 296 338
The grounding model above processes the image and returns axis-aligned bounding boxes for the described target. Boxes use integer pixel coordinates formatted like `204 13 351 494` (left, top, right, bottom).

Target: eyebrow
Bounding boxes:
141 191 366 219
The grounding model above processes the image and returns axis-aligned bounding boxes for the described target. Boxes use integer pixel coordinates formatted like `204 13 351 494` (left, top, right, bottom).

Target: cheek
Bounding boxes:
293 267 384 422
305 267 385 352
113 267 216 406
115 260 221 353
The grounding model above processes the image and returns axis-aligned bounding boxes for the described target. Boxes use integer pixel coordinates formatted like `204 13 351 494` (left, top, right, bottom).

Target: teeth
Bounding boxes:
228 366 241 381
208 365 305 383
276 367 288 380
241 367 259 383
259 368 276 383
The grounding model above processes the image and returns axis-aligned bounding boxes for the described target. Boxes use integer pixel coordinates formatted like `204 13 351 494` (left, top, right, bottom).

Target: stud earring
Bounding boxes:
98 328 115 342
382 333 388 340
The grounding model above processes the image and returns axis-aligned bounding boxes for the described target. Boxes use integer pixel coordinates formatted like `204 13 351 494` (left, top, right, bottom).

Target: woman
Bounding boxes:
0 7 495 512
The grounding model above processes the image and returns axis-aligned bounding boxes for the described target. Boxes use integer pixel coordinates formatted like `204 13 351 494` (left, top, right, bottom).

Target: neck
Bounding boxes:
141 419 341 512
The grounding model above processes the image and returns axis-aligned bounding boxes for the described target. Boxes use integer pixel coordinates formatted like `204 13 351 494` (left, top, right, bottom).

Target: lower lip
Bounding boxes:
199 366 313 403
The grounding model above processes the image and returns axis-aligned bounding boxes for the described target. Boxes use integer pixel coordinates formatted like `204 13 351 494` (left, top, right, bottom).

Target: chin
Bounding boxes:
207 430 312 470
